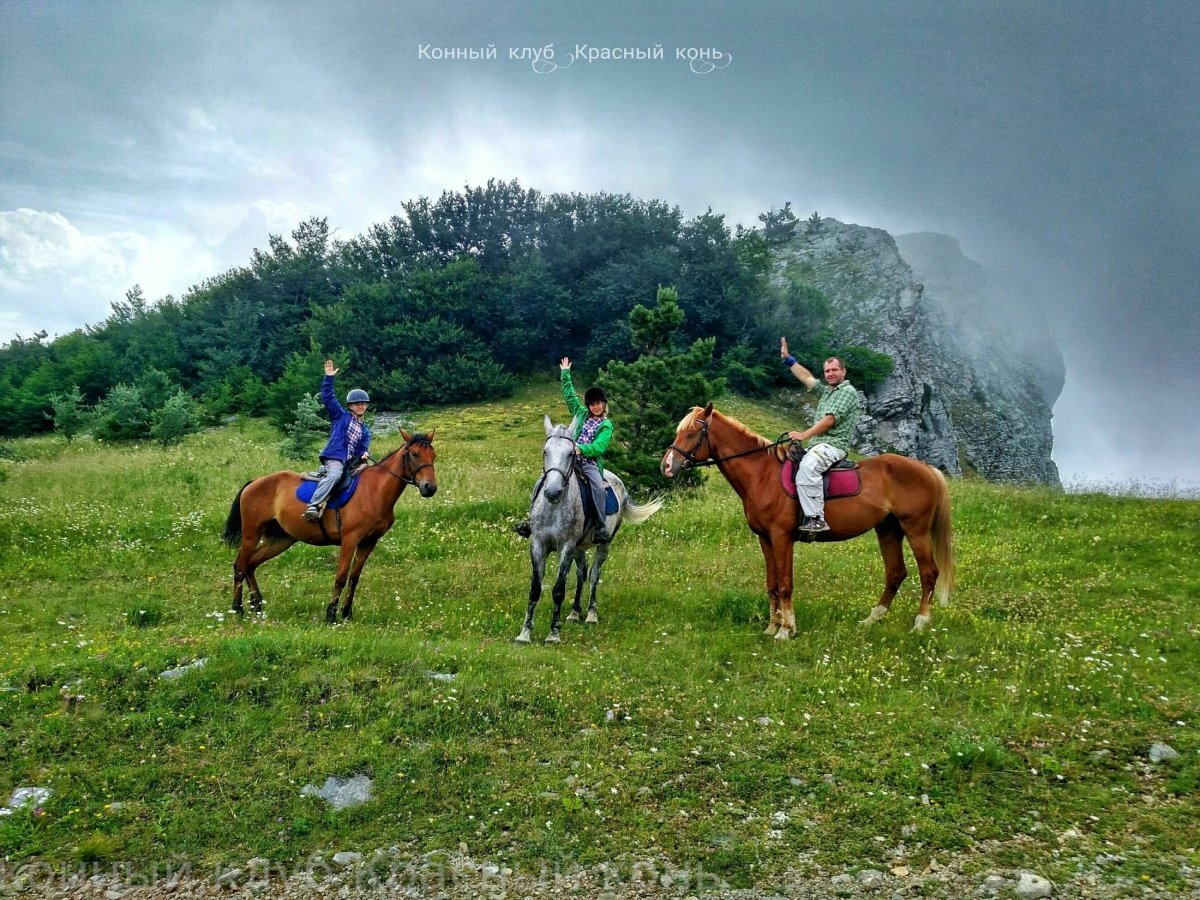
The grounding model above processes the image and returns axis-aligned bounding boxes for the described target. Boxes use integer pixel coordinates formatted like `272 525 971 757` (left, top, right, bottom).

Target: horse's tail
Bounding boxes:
931 469 954 605
223 481 251 547
620 491 665 526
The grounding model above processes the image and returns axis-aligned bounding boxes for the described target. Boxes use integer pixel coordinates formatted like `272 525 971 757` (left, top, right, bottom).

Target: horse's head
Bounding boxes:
661 403 714 478
400 429 438 497
542 415 578 503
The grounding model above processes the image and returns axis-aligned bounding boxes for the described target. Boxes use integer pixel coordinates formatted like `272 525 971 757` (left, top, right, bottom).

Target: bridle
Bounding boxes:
542 433 579 484
668 417 790 470
372 439 435 486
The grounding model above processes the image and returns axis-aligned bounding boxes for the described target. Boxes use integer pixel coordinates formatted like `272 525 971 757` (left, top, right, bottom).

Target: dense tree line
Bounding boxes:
0 180 890 440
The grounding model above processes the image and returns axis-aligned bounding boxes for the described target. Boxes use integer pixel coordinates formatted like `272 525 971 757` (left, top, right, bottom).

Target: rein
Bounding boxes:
669 418 791 469
370 440 434 485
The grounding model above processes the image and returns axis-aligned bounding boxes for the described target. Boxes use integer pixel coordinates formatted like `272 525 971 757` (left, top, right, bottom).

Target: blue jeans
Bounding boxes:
309 459 345 507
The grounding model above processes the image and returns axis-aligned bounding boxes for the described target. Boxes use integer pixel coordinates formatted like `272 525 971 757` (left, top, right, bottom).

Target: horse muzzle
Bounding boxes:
418 481 437 498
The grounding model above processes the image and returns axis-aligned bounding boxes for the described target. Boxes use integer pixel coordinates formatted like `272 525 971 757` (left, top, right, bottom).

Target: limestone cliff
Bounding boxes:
771 219 1062 485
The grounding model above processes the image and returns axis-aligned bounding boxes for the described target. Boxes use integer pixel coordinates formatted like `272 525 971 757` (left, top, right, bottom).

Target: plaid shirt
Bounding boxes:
811 380 860 452
346 418 367 459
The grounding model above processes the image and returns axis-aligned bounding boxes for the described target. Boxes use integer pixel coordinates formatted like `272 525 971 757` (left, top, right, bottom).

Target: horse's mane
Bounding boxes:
379 433 432 463
679 406 773 449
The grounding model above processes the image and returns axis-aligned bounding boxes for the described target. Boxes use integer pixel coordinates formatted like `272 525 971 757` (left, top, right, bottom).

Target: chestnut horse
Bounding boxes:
661 405 953 636
222 431 437 623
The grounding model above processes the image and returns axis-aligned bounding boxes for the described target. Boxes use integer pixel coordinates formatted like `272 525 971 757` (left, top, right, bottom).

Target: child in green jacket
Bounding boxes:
515 357 614 543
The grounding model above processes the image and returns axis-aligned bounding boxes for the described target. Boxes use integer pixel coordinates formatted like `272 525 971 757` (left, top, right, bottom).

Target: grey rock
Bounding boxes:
755 716 773 726
332 852 362 868
773 223 1062 485
1 786 51 814
159 658 208 680
830 873 853 885
301 775 374 810
1149 742 1180 762
857 868 886 889
426 672 455 682
981 874 1008 893
1015 871 1054 898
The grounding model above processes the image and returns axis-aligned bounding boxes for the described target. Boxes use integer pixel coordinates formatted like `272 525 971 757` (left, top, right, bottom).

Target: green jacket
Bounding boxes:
561 370 612 476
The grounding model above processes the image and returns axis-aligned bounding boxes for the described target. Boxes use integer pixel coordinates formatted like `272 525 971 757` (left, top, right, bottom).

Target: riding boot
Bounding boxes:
592 522 611 544
513 521 532 538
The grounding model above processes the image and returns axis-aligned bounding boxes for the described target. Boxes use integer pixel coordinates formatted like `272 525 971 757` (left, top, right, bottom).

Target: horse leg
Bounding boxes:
546 544 575 644
773 533 797 640
242 536 296 614
861 519 907 626
232 529 266 614
905 530 940 632
586 543 610 624
517 542 548 644
341 537 378 622
326 543 357 625
567 550 587 623
758 535 781 636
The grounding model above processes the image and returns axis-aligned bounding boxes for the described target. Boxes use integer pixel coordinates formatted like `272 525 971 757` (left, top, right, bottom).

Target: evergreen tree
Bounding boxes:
278 393 327 460
759 202 798 245
805 211 823 234
601 287 721 492
49 385 90 442
149 390 202 447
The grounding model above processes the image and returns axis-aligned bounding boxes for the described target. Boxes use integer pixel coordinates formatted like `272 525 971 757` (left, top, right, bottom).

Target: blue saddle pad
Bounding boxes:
295 475 361 509
581 481 620 520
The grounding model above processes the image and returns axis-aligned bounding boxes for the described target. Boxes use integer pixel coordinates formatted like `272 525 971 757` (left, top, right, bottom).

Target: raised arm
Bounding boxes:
780 337 819 390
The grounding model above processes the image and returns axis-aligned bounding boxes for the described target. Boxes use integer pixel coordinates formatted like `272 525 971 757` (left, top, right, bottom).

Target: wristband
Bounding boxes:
783 355 796 366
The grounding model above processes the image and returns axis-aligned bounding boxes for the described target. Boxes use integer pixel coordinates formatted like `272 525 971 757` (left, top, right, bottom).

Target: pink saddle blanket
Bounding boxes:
780 459 862 500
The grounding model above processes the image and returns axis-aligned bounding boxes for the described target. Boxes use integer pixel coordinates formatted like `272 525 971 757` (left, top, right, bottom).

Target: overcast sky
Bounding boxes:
2 0 1198 489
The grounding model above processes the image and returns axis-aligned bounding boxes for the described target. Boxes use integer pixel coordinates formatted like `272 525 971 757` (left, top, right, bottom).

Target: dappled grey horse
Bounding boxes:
517 416 664 645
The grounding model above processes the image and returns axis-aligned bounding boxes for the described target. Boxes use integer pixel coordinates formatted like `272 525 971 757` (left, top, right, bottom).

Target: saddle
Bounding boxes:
295 459 369 510
779 452 861 500
572 459 619 525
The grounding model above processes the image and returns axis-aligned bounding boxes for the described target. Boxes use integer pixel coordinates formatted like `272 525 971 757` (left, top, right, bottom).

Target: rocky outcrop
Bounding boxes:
772 220 1062 485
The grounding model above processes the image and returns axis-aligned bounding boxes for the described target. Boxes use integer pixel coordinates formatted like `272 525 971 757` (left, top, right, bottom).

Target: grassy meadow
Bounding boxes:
1 384 1197 889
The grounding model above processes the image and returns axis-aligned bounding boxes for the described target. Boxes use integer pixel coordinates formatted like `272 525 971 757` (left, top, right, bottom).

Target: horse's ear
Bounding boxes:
544 415 554 437
425 428 435 442
702 402 714 417
401 428 412 442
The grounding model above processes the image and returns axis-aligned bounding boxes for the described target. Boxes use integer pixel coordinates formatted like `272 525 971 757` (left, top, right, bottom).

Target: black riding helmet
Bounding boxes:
584 386 607 406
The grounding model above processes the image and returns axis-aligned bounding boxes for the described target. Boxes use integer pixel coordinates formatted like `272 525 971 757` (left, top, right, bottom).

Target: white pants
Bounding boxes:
794 442 847 519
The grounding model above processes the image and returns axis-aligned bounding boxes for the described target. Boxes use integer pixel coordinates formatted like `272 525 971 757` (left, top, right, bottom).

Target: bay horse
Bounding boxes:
517 416 664 645
222 430 437 623
661 404 953 636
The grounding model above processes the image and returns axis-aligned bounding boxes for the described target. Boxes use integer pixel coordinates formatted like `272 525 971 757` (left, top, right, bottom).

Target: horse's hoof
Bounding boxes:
774 628 792 641
544 633 561 645
763 624 779 636
910 615 931 633
585 612 599 625
515 630 532 645
860 605 888 626
566 611 581 623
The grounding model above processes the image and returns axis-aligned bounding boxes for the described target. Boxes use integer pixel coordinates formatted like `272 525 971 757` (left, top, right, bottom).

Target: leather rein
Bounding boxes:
368 439 434 485
668 417 791 470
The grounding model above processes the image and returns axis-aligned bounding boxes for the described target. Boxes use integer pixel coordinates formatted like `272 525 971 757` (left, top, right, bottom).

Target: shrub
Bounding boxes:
49 385 91 442
278 393 327 460
92 384 150 442
149 390 202 447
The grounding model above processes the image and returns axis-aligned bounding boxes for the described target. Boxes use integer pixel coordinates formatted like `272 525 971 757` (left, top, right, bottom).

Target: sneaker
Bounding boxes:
800 516 830 533
513 521 532 538
302 505 321 522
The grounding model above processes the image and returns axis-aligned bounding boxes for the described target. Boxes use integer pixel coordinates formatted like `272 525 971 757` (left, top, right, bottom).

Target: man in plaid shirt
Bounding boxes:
780 337 861 533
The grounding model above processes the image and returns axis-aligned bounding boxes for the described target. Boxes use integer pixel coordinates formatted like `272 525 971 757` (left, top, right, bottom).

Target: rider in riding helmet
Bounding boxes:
515 357 614 544
303 359 373 522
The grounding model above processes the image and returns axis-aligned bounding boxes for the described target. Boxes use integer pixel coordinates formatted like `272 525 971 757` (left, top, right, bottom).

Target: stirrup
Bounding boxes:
302 505 322 522
513 521 532 538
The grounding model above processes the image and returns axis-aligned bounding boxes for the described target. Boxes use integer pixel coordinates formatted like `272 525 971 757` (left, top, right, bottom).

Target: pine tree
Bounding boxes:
278 393 327 460
805 211 823 234
49 385 90 442
601 287 722 492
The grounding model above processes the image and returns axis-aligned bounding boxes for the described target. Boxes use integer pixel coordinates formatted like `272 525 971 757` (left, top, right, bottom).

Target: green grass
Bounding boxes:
1 383 1198 889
